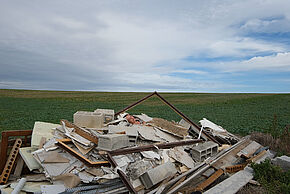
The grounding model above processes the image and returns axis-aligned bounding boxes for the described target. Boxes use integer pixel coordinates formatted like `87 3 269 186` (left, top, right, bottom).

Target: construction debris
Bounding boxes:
140 161 177 189
97 134 130 151
191 141 218 162
0 92 281 194
204 167 253 194
73 111 104 128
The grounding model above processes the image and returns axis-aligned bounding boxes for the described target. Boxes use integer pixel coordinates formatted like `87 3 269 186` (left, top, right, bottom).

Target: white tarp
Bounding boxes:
199 118 226 133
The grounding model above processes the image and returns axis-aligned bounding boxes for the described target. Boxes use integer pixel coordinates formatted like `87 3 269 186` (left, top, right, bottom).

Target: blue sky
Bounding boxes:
0 0 290 92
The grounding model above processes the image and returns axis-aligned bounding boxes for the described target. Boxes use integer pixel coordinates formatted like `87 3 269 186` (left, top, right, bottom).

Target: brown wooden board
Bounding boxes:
61 120 99 144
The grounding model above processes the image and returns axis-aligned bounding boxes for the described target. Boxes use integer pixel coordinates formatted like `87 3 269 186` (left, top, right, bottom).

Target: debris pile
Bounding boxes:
0 92 278 194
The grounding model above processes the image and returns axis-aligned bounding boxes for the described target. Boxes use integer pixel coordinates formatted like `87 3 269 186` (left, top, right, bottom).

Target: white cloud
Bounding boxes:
52 17 87 30
212 52 290 72
0 0 290 92
239 52 290 71
172 69 207 75
181 52 290 73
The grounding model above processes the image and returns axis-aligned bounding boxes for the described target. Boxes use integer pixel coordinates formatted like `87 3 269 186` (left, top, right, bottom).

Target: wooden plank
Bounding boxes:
13 156 24 178
225 164 247 173
195 169 224 191
247 150 267 163
61 120 99 144
167 176 186 192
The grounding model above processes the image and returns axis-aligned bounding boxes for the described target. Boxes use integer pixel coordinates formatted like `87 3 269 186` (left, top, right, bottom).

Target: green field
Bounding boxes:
0 89 290 135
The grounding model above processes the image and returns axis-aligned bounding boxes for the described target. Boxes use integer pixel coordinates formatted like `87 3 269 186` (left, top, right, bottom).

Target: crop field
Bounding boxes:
0 89 290 136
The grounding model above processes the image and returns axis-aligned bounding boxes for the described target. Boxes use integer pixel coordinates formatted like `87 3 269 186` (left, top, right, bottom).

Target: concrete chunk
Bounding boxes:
272 155 290 171
191 141 218 162
108 125 138 145
94 109 114 123
202 168 216 178
140 162 177 189
97 134 129 151
204 167 253 194
74 111 104 128
127 159 154 180
31 122 60 148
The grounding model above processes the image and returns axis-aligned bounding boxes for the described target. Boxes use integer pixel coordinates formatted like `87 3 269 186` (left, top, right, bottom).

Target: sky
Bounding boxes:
0 0 290 93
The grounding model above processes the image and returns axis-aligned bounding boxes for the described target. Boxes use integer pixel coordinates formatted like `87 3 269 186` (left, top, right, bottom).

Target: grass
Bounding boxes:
251 159 290 194
0 89 290 136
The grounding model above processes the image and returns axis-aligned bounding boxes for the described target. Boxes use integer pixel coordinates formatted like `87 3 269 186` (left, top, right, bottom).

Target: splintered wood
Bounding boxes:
226 164 247 173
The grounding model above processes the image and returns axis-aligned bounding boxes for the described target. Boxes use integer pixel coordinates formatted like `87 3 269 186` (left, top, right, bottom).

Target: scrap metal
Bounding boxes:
59 179 126 194
114 91 220 145
109 139 203 156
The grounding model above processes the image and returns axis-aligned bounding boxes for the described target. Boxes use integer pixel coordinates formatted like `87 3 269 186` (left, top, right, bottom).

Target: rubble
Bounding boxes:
19 147 42 172
140 161 177 189
204 167 254 194
94 109 115 124
0 92 281 194
73 111 104 128
97 134 130 151
191 141 218 162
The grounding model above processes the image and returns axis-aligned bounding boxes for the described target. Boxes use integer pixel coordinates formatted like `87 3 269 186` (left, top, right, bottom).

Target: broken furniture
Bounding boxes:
0 130 32 173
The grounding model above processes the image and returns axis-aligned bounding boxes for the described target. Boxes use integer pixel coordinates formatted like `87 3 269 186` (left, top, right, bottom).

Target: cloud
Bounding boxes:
172 69 207 75
51 17 87 30
0 0 290 92
213 52 290 72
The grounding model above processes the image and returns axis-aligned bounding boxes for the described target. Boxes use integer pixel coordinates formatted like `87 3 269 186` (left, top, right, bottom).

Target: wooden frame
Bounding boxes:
0 130 32 172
